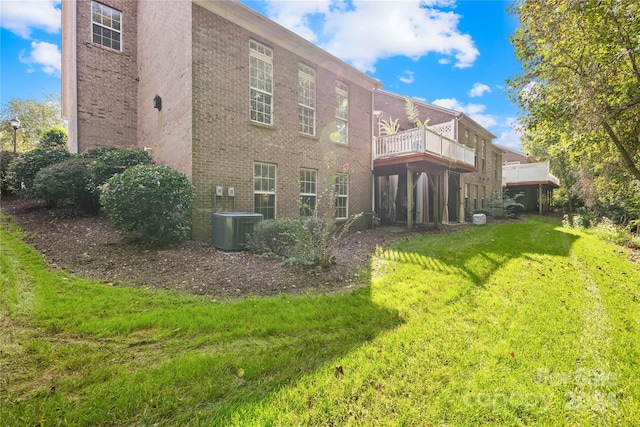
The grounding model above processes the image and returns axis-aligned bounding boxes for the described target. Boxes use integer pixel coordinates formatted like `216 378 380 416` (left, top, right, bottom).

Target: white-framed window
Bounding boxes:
482 185 486 209
474 184 479 210
249 40 273 125
334 174 349 219
494 152 499 180
474 134 479 169
298 63 316 136
254 162 276 219
299 169 317 216
464 183 470 212
334 82 349 144
481 139 486 172
91 2 121 51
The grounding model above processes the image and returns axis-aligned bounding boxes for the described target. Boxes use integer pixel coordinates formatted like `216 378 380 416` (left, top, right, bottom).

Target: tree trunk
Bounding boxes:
602 121 640 182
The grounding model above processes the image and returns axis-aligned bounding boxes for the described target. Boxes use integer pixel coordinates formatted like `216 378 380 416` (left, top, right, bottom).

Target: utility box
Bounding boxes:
212 212 263 251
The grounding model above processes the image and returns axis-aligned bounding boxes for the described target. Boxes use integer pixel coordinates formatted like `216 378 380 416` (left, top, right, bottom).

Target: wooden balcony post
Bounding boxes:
407 166 414 231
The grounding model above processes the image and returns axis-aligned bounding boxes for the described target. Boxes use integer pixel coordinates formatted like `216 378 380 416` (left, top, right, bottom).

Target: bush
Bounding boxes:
32 158 99 212
248 217 303 256
39 126 68 149
504 201 524 219
1 151 19 195
89 148 153 187
249 173 361 268
100 164 193 245
79 147 119 159
6 147 73 196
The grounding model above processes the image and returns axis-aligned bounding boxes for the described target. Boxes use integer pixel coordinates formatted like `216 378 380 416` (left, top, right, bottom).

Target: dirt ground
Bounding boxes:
1 195 428 299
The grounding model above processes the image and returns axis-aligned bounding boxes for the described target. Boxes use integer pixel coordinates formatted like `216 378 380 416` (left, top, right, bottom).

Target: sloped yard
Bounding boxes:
1 207 639 425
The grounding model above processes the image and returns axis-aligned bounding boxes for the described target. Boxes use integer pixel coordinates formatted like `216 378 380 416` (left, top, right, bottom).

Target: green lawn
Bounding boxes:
1 214 638 425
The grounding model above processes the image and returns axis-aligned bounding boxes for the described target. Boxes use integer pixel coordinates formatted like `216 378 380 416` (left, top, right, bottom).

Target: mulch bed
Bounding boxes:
1 195 428 299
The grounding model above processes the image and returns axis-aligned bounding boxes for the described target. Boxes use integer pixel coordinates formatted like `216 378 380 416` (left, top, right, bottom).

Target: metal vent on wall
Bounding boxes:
212 212 263 251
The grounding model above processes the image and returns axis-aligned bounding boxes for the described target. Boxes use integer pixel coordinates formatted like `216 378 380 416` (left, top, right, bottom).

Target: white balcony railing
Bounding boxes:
502 161 560 186
374 126 475 167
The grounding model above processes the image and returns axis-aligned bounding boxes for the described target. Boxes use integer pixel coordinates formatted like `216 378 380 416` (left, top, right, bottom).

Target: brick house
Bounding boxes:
62 0 381 240
372 90 503 228
62 0 507 239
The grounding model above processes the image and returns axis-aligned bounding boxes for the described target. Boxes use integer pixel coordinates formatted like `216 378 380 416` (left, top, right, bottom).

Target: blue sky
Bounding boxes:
0 0 523 149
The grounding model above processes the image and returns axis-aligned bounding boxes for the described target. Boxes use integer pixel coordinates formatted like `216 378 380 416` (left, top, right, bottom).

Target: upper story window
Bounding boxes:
473 134 479 169
249 40 273 125
298 63 316 136
481 139 486 172
91 2 121 51
493 152 499 180
334 82 349 144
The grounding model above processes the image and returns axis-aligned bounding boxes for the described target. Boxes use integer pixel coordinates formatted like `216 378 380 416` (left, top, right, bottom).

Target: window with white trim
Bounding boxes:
91 2 121 51
474 134 479 169
481 139 486 172
334 82 349 144
249 40 273 125
493 152 499 180
299 169 317 216
482 185 486 209
298 63 316 136
254 162 276 219
474 184 479 210
464 183 470 212
334 174 349 219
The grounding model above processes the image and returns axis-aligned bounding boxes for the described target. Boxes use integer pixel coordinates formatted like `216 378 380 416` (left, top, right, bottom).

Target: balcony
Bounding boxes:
502 161 560 187
374 126 475 168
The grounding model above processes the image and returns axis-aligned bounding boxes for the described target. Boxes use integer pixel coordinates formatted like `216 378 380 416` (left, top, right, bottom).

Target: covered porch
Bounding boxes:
502 161 560 213
373 126 476 230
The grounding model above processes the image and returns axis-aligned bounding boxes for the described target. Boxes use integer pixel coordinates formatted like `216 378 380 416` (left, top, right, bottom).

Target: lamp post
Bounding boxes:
10 116 20 153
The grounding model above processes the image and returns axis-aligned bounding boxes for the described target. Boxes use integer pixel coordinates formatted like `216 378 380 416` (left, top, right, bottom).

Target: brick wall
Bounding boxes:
74 0 138 152
190 4 373 240
136 0 193 177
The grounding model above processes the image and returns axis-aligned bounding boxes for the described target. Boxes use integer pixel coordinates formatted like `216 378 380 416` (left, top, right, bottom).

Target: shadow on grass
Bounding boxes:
381 217 579 288
0 222 404 425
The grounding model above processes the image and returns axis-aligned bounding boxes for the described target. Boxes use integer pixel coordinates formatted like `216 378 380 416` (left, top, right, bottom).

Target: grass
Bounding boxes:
1 214 639 425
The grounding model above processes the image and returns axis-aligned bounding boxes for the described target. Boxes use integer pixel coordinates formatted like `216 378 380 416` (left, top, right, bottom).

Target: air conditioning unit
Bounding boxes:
212 212 263 251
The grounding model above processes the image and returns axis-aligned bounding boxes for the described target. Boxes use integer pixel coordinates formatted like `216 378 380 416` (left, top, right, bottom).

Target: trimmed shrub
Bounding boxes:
89 148 153 187
100 164 193 245
6 147 73 196
1 151 19 195
33 158 99 212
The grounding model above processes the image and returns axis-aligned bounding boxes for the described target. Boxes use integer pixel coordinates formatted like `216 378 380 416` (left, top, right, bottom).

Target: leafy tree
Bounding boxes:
40 125 68 149
0 93 64 152
508 0 640 182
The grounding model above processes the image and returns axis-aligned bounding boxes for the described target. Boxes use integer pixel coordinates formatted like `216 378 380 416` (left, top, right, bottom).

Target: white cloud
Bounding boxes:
19 41 61 77
494 118 522 150
468 82 491 98
265 0 479 73
432 98 497 129
399 70 415 84
1 0 61 38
